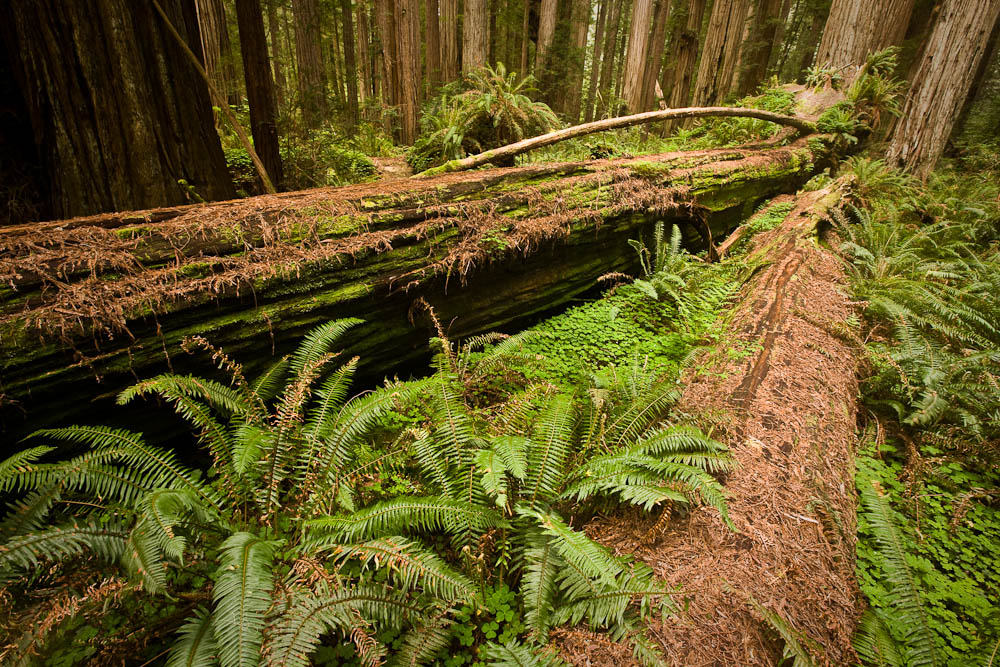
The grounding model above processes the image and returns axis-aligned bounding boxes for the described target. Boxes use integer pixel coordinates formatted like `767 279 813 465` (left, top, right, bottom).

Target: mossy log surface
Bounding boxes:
0 137 833 437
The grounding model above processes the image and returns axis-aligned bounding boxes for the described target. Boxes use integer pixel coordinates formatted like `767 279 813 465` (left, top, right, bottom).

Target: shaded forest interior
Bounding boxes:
1 1 1000 667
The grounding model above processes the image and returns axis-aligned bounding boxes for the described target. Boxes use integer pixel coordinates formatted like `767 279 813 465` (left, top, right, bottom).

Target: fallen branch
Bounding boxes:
416 107 818 177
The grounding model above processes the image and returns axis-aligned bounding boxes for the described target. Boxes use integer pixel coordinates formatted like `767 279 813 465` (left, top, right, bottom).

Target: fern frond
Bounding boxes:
387 610 454 667
749 596 823 667
516 507 621 587
520 528 562 642
213 532 277 667
0 520 128 572
306 496 504 543
166 607 218 667
853 608 905 667
480 640 566 667
327 536 477 603
859 478 940 667
524 394 575 507
0 447 55 492
288 319 363 379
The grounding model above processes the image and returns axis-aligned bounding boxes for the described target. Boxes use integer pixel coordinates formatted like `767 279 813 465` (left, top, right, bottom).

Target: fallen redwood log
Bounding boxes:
577 183 862 666
0 137 834 438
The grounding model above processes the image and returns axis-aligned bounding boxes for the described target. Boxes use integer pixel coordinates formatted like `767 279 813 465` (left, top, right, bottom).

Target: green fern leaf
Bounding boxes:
213 532 278 667
166 607 218 667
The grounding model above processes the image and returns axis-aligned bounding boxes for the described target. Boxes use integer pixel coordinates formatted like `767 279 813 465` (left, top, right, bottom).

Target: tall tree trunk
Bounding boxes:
564 0 592 121
425 0 442 87
766 0 793 76
535 0 559 77
235 0 283 190
691 0 751 106
951 15 1000 144
440 0 459 80
614 4 629 103
266 0 287 107
663 0 706 133
735 0 782 97
623 0 654 112
0 0 234 219
584 0 609 122
793 4 826 77
816 0 916 81
195 0 238 107
597 0 626 117
329 8 344 107
519 0 531 76
640 0 671 112
341 0 360 127
395 0 421 142
356 2 372 105
885 0 1000 179
463 0 489 72
292 0 327 127
374 0 398 111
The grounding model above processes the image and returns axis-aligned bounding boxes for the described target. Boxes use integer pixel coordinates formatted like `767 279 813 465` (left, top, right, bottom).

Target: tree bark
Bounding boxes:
622 0 654 113
640 0 671 112
692 0 752 106
425 0 442 87
463 0 489 72
519 0 531 76
266 0 287 107
535 0 559 77
597 0 625 118
885 0 1000 179
374 0 399 135
0 0 235 219
583 0 609 123
235 0 284 191
395 0 422 143
356 2 373 104
340 0 360 127
564 0 592 122
0 138 834 439
815 0 916 82
440 0 459 81
735 0 783 97
663 0 706 133
292 0 327 127
195 0 239 107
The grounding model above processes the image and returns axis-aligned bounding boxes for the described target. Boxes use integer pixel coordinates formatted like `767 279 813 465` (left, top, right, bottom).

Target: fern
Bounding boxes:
166 607 218 667
213 532 277 667
858 477 940 667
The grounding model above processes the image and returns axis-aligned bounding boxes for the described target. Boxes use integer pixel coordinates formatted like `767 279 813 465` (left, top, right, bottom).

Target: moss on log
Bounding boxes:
0 137 835 437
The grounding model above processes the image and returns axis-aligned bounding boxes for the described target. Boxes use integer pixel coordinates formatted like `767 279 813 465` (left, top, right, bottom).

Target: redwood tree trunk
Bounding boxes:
195 0 239 106
640 0 671 112
395 0 421 142
815 0 916 82
564 0 592 122
292 0 327 127
735 0 783 97
374 0 399 134
623 0 655 112
463 0 489 72
340 0 359 126
425 0 442 87
597 0 625 118
0 0 235 219
691 0 751 106
440 0 459 81
885 0 1000 179
235 0 283 190
266 0 287 107
664 0 706 111
535 0 559 77
583 0 609 122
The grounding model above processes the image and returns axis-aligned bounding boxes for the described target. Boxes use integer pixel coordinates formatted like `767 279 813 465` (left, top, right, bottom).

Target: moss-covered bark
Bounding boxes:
0 137 834 438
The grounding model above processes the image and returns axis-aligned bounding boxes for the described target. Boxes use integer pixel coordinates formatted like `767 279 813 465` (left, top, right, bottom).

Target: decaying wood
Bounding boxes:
0 138 833 438
416 106 819 176
580 182 862 666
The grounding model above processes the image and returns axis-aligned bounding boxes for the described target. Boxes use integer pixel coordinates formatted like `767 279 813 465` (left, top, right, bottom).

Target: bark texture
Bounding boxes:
815 0 916 80
0 139 832 439
564 0 592 121
885 0 1000 179
463 0 489 72
292 0 327 126
340 0 360 126
195 0 238 105
425 0 442 87
395 0 422 143
622 0 655 112
235 0 284 190
735 0 783 96
691 0 752 106
640 0 671 112
535 0 560 76
440 0 459 81
583 0 609 122
663 0 707 132
0 0 234 219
